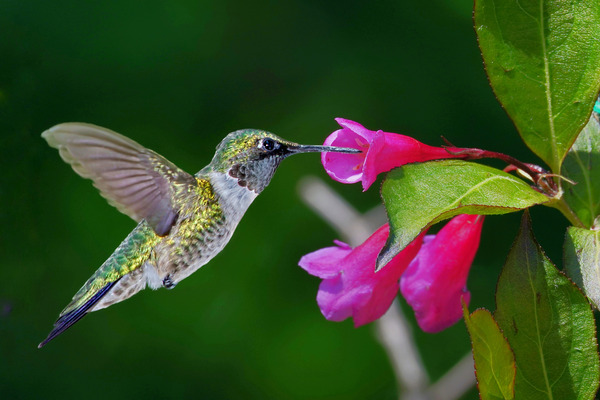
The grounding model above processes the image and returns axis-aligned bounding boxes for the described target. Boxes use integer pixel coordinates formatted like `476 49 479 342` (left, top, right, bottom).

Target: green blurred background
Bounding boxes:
0 0 569 399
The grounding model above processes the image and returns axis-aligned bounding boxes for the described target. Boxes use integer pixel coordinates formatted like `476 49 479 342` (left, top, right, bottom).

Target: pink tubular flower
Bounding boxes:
299 224 424 327
400 214 484 333
322 118 469 191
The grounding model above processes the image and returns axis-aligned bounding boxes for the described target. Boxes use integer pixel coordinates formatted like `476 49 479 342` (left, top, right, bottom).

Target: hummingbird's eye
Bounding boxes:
262 138 276 151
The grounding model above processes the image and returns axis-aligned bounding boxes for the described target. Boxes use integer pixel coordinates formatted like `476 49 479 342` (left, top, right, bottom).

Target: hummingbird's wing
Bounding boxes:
42 123 196 236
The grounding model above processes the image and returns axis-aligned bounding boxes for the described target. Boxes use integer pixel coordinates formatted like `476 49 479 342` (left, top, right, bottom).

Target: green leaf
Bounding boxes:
495 212 599 400
463 305 516 400
562 114 600 228
377 160 549 269
474 0 600 173
564 227 600 309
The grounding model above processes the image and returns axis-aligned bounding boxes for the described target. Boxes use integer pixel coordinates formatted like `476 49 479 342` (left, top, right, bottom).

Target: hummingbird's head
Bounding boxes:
208 129 360 193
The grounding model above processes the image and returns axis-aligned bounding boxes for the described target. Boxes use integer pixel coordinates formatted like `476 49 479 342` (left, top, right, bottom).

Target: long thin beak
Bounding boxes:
287 144 362 154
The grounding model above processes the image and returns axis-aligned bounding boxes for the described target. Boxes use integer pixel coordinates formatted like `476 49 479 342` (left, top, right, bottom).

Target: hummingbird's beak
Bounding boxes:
286 144 362 155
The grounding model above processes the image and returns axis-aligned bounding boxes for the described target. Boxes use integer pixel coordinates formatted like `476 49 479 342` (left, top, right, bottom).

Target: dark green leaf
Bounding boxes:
377 160 549 269
562 115 600 228
565 227 600 309
463 305 515 400
495 212 599 400
474 0 600 173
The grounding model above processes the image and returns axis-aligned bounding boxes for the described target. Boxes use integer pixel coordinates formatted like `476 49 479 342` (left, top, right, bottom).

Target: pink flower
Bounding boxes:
400 214 484 333
299 224 424 327
321 118 468 190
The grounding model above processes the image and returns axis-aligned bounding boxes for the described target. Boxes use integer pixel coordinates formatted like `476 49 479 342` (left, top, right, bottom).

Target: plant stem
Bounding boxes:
549 197 585 228
446 145 585 226
445 147 559 196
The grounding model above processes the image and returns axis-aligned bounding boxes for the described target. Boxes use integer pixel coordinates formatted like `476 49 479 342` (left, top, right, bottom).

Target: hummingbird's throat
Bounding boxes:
228 163 262 192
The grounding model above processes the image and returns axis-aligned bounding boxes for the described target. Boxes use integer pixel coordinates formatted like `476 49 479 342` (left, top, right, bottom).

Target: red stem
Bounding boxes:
444 147 558 196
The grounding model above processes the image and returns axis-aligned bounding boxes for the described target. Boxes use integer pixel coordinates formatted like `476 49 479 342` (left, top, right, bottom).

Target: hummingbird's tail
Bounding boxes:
38 279 121 348
38 222 160 348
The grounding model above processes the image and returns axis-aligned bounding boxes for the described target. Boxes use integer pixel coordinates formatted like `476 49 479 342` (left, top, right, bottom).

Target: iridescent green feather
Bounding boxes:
184 178 225 238
158 177 226 276
210 130 273 172
60 223 160 316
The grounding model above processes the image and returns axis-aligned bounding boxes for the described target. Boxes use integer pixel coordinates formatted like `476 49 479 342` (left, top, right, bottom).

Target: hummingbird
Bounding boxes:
39 123 360 348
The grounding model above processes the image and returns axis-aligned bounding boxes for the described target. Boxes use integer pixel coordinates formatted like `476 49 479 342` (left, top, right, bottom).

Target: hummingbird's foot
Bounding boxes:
162 275 176 289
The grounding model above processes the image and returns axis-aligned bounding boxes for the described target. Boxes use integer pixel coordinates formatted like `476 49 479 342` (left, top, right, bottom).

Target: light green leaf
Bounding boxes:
474 0 600 173
562 114 600 228
377 160 549 269
564 226 600 309
495 212 599 400
463 305 515 400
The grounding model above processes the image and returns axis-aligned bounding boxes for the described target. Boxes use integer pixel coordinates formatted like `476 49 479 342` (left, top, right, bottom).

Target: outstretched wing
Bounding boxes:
42 123 196 236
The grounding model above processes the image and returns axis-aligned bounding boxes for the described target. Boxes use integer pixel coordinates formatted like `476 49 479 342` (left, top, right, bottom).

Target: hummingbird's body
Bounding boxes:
39 123 358 347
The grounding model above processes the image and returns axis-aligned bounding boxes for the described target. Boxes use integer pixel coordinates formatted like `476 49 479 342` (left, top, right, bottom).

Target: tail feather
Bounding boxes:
38 279 121 348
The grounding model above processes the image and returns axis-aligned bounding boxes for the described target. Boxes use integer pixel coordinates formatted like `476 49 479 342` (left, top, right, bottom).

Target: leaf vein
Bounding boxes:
525 236 554 399
539 0 558 170
445 175 526 211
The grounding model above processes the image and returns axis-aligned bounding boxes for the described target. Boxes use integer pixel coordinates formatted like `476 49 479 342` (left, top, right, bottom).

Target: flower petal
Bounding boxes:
321 129 366 184
317 277 371 322
334 118 376 142
298 244 352 279
352 281 399 327
400 214 484 333
361 130 386 190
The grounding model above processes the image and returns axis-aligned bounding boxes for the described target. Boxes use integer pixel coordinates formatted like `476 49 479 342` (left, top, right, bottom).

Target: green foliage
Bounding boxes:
464 1 600 398
377 160 549 269
565 227 600 309
495 213 599 400
562 114 600 228
474 0 600 173
463 305 515 400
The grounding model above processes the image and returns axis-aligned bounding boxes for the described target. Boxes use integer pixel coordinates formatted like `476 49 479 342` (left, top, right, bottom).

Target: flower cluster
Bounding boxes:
300 119 485 332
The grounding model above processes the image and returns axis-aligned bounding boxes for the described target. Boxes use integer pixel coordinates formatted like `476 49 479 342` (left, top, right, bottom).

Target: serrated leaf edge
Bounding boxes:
463 304 516 400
